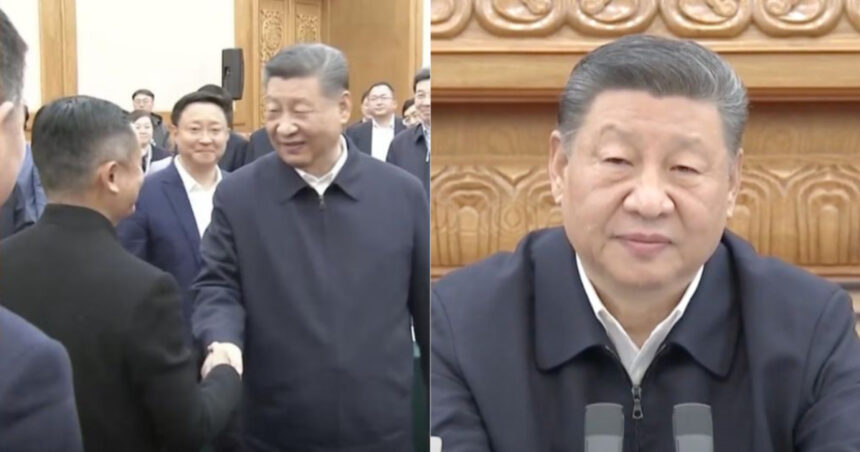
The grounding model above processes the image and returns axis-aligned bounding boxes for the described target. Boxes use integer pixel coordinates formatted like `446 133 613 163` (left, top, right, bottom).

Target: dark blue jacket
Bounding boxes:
243 128 274 165
0 307 82 452
344 117 406 156
386 124 429 196
432 227 860 451
191 140 430 451
117 162 224 337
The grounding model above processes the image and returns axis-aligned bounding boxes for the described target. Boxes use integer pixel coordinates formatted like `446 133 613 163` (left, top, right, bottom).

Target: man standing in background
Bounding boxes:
132 88 170 148
387 68 430 195
345 82 405 159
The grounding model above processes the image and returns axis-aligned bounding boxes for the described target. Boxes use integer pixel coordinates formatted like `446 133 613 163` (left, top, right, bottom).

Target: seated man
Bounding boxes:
0 95 242 452
431 35 860 451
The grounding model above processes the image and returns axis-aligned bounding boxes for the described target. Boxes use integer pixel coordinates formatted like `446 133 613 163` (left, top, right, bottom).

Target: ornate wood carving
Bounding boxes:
751 0 843 35
296 2 323 42
568 0 659 35
431 156 860 278
474 0 567 35
432 0 474 37
432 0 860 37
661 0 752 37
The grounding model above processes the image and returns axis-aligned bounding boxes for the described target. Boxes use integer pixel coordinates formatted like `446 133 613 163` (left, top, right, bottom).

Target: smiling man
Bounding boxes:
431 35 860 451
191 43 429 452
118 91 230 337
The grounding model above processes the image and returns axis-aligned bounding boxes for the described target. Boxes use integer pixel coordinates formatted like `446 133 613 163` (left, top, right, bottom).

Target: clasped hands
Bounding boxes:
201 342 243 379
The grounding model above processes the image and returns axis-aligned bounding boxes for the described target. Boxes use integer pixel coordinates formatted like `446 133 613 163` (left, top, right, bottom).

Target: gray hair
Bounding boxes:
558 34 748 156
264 43 349 97
0 8 27 105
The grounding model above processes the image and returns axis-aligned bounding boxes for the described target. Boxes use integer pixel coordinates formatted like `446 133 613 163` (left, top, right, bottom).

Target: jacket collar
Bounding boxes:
272 135 364 202
533 228 739 378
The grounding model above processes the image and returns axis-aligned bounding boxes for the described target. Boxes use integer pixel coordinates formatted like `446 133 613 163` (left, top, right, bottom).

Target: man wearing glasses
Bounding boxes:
345 81 405 159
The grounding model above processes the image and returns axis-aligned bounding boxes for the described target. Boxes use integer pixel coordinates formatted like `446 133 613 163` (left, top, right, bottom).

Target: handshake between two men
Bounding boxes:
202 341 244 379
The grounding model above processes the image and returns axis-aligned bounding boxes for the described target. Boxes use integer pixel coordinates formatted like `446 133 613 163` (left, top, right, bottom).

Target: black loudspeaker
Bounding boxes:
222 48 244 100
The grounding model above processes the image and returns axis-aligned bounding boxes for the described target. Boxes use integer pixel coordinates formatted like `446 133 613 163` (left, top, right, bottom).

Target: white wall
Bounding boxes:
76 0 234 113
4 1 42 109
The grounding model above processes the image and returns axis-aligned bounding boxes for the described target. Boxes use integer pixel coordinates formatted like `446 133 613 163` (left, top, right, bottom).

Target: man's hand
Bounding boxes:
201 342 243 379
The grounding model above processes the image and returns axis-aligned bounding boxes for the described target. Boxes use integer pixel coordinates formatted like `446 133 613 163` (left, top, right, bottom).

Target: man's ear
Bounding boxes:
97 161 122 194
548 130 569 205
338 91 352 126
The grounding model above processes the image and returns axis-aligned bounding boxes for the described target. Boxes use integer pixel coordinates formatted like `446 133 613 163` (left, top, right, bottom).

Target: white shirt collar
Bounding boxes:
372 116 395 129
294 135 348 196
576 254 703 385
174 156 222 193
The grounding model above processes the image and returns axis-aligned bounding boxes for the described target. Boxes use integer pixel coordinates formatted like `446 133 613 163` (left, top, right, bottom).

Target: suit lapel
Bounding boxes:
360 122 373 154
161 163 201 262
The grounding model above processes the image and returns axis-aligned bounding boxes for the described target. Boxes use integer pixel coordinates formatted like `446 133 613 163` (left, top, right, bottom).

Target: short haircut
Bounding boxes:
360 89 370 103
558 34 748 155
128 109 153 126
132 89 155 100
196 84 234 126
32 96 137 195
413 67 430 92
170 91 230 128
367 82 395 96
0 8 28 105
264 43 348 98
402 98 414 116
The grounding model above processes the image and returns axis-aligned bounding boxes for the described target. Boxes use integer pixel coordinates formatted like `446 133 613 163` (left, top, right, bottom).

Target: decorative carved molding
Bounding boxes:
431 156 860 277
432 0 858 37
661 0 752 37
848 0 860 29
751 0 843 35
432 0 474 37
260 9 285 63
297 13 321 42
568 0 659 35
474 0 567 35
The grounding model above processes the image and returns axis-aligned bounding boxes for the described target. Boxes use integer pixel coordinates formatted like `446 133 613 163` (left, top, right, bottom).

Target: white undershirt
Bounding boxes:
576 255 703 386
370 117 396 161
174 157 223 237
295 136 348 196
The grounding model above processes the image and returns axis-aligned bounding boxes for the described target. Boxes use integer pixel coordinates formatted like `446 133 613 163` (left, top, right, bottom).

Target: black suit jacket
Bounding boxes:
344 117 406 156
432 228 860 451
192 142 429 450
0 205 242 452
0 306 82 452
218 132 249 172
386 124 429 196
244 127 274 165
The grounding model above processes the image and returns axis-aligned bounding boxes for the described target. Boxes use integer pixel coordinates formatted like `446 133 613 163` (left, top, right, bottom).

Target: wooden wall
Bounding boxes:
233 0 424 132
430 0 860 310
329 0 424 122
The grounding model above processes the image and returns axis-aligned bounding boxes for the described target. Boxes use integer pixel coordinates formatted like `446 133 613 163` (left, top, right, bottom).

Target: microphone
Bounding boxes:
585 403 624 452
673 403 713 452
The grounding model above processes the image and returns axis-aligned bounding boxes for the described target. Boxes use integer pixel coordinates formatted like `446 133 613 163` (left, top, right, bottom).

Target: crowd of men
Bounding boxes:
0 7 429 452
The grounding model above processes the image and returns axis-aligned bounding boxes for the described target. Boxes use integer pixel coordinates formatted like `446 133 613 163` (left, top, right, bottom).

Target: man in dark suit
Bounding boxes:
432 35 860 451
387 68 430 195
344 82 406 159
243 126 274 165
0 95 242 452
132 88 170 148
0 9 83 451
118 91 230 337
192 43 429 452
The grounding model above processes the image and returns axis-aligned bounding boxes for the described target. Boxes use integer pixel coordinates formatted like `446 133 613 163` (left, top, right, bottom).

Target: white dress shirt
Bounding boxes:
576 255 704 386
295 136 348 196
370 117 396 161
174 157 223 237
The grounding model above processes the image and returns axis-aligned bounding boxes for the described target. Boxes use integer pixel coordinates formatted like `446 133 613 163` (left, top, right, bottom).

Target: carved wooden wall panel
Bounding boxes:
233 0 327 132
